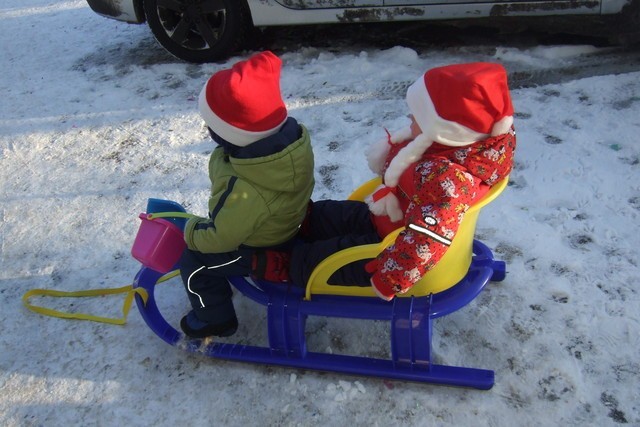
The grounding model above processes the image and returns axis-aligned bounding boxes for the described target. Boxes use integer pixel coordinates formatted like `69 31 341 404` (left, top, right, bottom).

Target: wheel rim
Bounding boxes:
154 0 227 51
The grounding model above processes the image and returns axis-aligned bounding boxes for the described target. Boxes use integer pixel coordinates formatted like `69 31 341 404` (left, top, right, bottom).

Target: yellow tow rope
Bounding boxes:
21 270 180 325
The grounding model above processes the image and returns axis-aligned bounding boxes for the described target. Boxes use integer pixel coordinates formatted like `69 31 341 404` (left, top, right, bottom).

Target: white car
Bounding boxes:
86 0 639 63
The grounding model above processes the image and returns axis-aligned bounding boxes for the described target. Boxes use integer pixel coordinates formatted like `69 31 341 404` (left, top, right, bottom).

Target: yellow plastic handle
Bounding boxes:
146 211 197 220
304 230 400 300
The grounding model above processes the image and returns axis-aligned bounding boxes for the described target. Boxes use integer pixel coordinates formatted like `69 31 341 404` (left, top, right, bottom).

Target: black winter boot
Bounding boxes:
180 310 238 338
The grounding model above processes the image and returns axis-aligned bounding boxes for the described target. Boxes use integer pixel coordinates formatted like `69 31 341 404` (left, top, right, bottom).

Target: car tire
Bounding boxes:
144 0 251 63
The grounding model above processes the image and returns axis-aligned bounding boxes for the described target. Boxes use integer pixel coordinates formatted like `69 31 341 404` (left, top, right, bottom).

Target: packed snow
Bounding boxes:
1 0 639 425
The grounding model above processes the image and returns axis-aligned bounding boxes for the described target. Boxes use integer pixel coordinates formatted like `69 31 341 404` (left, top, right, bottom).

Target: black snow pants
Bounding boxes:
179 247 254 325
289 200 382 287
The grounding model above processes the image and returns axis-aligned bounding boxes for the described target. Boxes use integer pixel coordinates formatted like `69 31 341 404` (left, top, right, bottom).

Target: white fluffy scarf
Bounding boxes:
365 115 513 222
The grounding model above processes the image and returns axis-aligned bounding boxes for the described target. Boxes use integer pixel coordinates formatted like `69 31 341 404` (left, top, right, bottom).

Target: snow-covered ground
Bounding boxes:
1 1 639 425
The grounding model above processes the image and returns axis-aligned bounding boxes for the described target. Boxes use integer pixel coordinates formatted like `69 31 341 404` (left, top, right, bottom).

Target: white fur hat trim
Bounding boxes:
406 77 490 147
199 85 286 147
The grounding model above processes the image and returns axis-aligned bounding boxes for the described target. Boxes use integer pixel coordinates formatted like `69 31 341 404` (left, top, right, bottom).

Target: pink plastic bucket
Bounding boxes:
132 213 186 273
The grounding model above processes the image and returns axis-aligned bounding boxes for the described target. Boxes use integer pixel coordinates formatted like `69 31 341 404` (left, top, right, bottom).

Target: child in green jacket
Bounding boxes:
180 51 315 338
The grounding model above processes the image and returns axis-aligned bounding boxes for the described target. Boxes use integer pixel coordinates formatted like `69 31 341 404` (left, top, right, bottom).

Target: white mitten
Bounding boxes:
366 185 403 223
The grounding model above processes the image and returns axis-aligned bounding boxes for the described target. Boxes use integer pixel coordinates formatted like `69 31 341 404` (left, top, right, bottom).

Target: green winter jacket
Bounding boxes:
184 120 315 253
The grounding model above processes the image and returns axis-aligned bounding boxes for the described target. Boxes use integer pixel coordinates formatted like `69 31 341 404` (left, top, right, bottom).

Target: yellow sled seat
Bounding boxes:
305 177 509 300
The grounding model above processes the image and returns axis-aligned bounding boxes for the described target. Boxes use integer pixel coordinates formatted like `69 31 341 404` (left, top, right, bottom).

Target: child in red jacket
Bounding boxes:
288 62 516 301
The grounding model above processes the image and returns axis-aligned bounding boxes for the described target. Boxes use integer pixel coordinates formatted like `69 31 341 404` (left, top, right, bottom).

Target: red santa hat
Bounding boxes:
367 62 514 221
198 51 288 147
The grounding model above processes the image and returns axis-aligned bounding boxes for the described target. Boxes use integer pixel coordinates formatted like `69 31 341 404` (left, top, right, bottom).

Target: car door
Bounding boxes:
383 0 600 8
274 0 384 8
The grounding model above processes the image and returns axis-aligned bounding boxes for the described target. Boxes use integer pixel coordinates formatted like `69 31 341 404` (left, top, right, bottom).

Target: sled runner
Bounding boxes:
131 178 508 389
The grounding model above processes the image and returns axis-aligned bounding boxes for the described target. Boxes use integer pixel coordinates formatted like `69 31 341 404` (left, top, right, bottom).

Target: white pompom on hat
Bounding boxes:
367 62 514 221
198 51 288 147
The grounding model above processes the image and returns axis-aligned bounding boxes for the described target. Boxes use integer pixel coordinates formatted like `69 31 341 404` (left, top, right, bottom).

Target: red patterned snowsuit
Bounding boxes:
367 128 516 297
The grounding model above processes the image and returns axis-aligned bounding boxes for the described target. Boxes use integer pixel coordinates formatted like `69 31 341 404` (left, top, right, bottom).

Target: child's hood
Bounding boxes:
228 119 314 193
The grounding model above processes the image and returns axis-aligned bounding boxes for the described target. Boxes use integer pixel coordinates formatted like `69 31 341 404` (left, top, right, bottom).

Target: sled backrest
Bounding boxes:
305 177 509 300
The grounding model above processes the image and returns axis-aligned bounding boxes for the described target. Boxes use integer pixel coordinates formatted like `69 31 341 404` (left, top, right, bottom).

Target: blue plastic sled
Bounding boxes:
132 179 508 390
